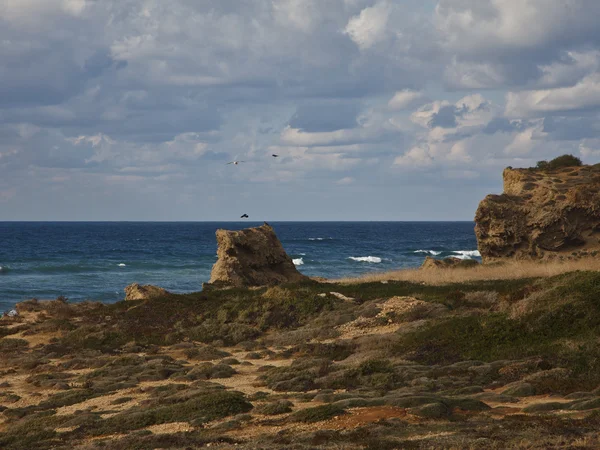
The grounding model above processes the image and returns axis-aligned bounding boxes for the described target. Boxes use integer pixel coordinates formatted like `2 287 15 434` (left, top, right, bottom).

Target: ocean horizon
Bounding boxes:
0 221 480 311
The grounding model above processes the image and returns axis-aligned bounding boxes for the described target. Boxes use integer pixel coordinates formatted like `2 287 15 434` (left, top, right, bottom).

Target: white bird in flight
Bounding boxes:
226 160 246 165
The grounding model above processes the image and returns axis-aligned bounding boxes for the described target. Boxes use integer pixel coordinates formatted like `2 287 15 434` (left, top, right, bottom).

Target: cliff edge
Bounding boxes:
475 164 600 262
208 223 309 287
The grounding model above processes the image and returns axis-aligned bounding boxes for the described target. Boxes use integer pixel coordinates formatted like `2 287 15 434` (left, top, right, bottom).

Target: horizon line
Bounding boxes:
0 220 476 223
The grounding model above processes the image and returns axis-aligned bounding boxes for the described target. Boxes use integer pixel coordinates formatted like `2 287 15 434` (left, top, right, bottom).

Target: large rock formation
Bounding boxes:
125 283 170 301
208 223 309 287
475 164 600 262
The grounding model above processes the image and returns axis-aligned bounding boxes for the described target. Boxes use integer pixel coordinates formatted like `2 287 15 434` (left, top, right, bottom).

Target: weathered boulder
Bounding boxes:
420 256 479 269
208 223 309 287
475 164 600 262
124 283 170 301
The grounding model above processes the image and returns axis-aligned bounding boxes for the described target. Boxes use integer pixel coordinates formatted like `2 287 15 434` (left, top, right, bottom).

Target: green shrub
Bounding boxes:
0 338 29 352
184 363 237 380
535 154 582 171
291 404 346 423
255 400 294 415
358 359 394 376
183 345 231 361
90 390 252 434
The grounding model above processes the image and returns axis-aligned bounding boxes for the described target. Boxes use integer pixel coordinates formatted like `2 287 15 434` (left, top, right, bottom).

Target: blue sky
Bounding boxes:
1 0 600 220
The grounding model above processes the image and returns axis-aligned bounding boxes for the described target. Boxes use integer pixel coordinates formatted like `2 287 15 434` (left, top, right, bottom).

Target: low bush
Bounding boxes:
291 404 346 423
535 154 582 171
89 390 252 434
255 400 294 415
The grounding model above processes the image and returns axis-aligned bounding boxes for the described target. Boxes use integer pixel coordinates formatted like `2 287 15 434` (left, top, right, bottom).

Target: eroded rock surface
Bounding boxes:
420 256 478 269
475 165 600 262
208 223 308 287
124 283 170 301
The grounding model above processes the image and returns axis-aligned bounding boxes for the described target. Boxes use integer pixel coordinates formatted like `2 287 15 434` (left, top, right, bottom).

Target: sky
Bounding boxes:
2 0 600 221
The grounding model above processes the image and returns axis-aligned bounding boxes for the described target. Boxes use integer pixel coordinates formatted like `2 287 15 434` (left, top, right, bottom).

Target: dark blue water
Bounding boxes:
0 222 479 311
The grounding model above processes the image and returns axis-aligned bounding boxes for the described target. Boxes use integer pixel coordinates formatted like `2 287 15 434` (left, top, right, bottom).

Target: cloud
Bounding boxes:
289 101 363 132
2 0 600 220
388 90 427 110
505 74 600 117
336 176 355 185
436 0 600 88
393 145 435 167
344 1 391 50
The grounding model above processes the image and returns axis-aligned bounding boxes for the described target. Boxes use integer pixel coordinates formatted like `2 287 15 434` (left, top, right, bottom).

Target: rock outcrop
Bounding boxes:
208 223 309 287
420 256 479 269
125 283 170 301
475 164 600 262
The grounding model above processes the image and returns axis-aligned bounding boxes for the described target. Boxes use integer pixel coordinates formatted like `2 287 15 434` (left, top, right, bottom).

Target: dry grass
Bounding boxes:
336 258 600 285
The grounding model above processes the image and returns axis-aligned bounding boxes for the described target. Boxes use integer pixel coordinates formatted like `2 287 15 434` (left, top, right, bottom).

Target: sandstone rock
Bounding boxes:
124 283 170 301
475 164 600 262
208 223 309 287
420 256 479 269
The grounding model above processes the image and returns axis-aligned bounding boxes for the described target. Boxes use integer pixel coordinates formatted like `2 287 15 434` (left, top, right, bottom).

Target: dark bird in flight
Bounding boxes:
272 154 279 157
226 160 246 165
240 214 249 219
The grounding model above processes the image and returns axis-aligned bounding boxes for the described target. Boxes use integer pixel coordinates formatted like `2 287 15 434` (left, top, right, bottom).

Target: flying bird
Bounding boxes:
240 214 249 219
226 160 246 165
272 154 279 157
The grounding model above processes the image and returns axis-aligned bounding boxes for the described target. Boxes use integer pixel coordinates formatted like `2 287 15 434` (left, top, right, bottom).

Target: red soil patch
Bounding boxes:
324 406 407 430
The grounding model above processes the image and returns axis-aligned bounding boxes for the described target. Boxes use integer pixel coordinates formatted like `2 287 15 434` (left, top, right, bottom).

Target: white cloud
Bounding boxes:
388 90 426 110
537 51 600 89
504 121 545 155
393 145 435 167
280 125 386 147
336 176 355 185
505 74 600 117
344 1 391 50
435 0 600 54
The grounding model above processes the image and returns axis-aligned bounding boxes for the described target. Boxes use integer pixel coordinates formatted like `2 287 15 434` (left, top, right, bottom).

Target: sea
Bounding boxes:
0 222 480 312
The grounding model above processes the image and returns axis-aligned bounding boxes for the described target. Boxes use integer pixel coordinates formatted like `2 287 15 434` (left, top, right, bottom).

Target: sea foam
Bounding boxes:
452 250 481 259
118 263 127 267
293 258 304 266
414 250 442 256
349 256 382 263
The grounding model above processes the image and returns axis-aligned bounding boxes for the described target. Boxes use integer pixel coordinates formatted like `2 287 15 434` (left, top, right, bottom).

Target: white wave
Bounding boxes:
452 250 481 257
299 253 306 256
308 238 324 241
349 256 382 263
293 258 304 266
118 263 127 267
449 254 471 260
414 250 442 256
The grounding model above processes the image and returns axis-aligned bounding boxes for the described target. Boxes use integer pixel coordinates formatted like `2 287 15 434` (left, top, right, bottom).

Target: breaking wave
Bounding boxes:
348 256 382 263
414 250 442 256
293 258 304 266
118 263 127 267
